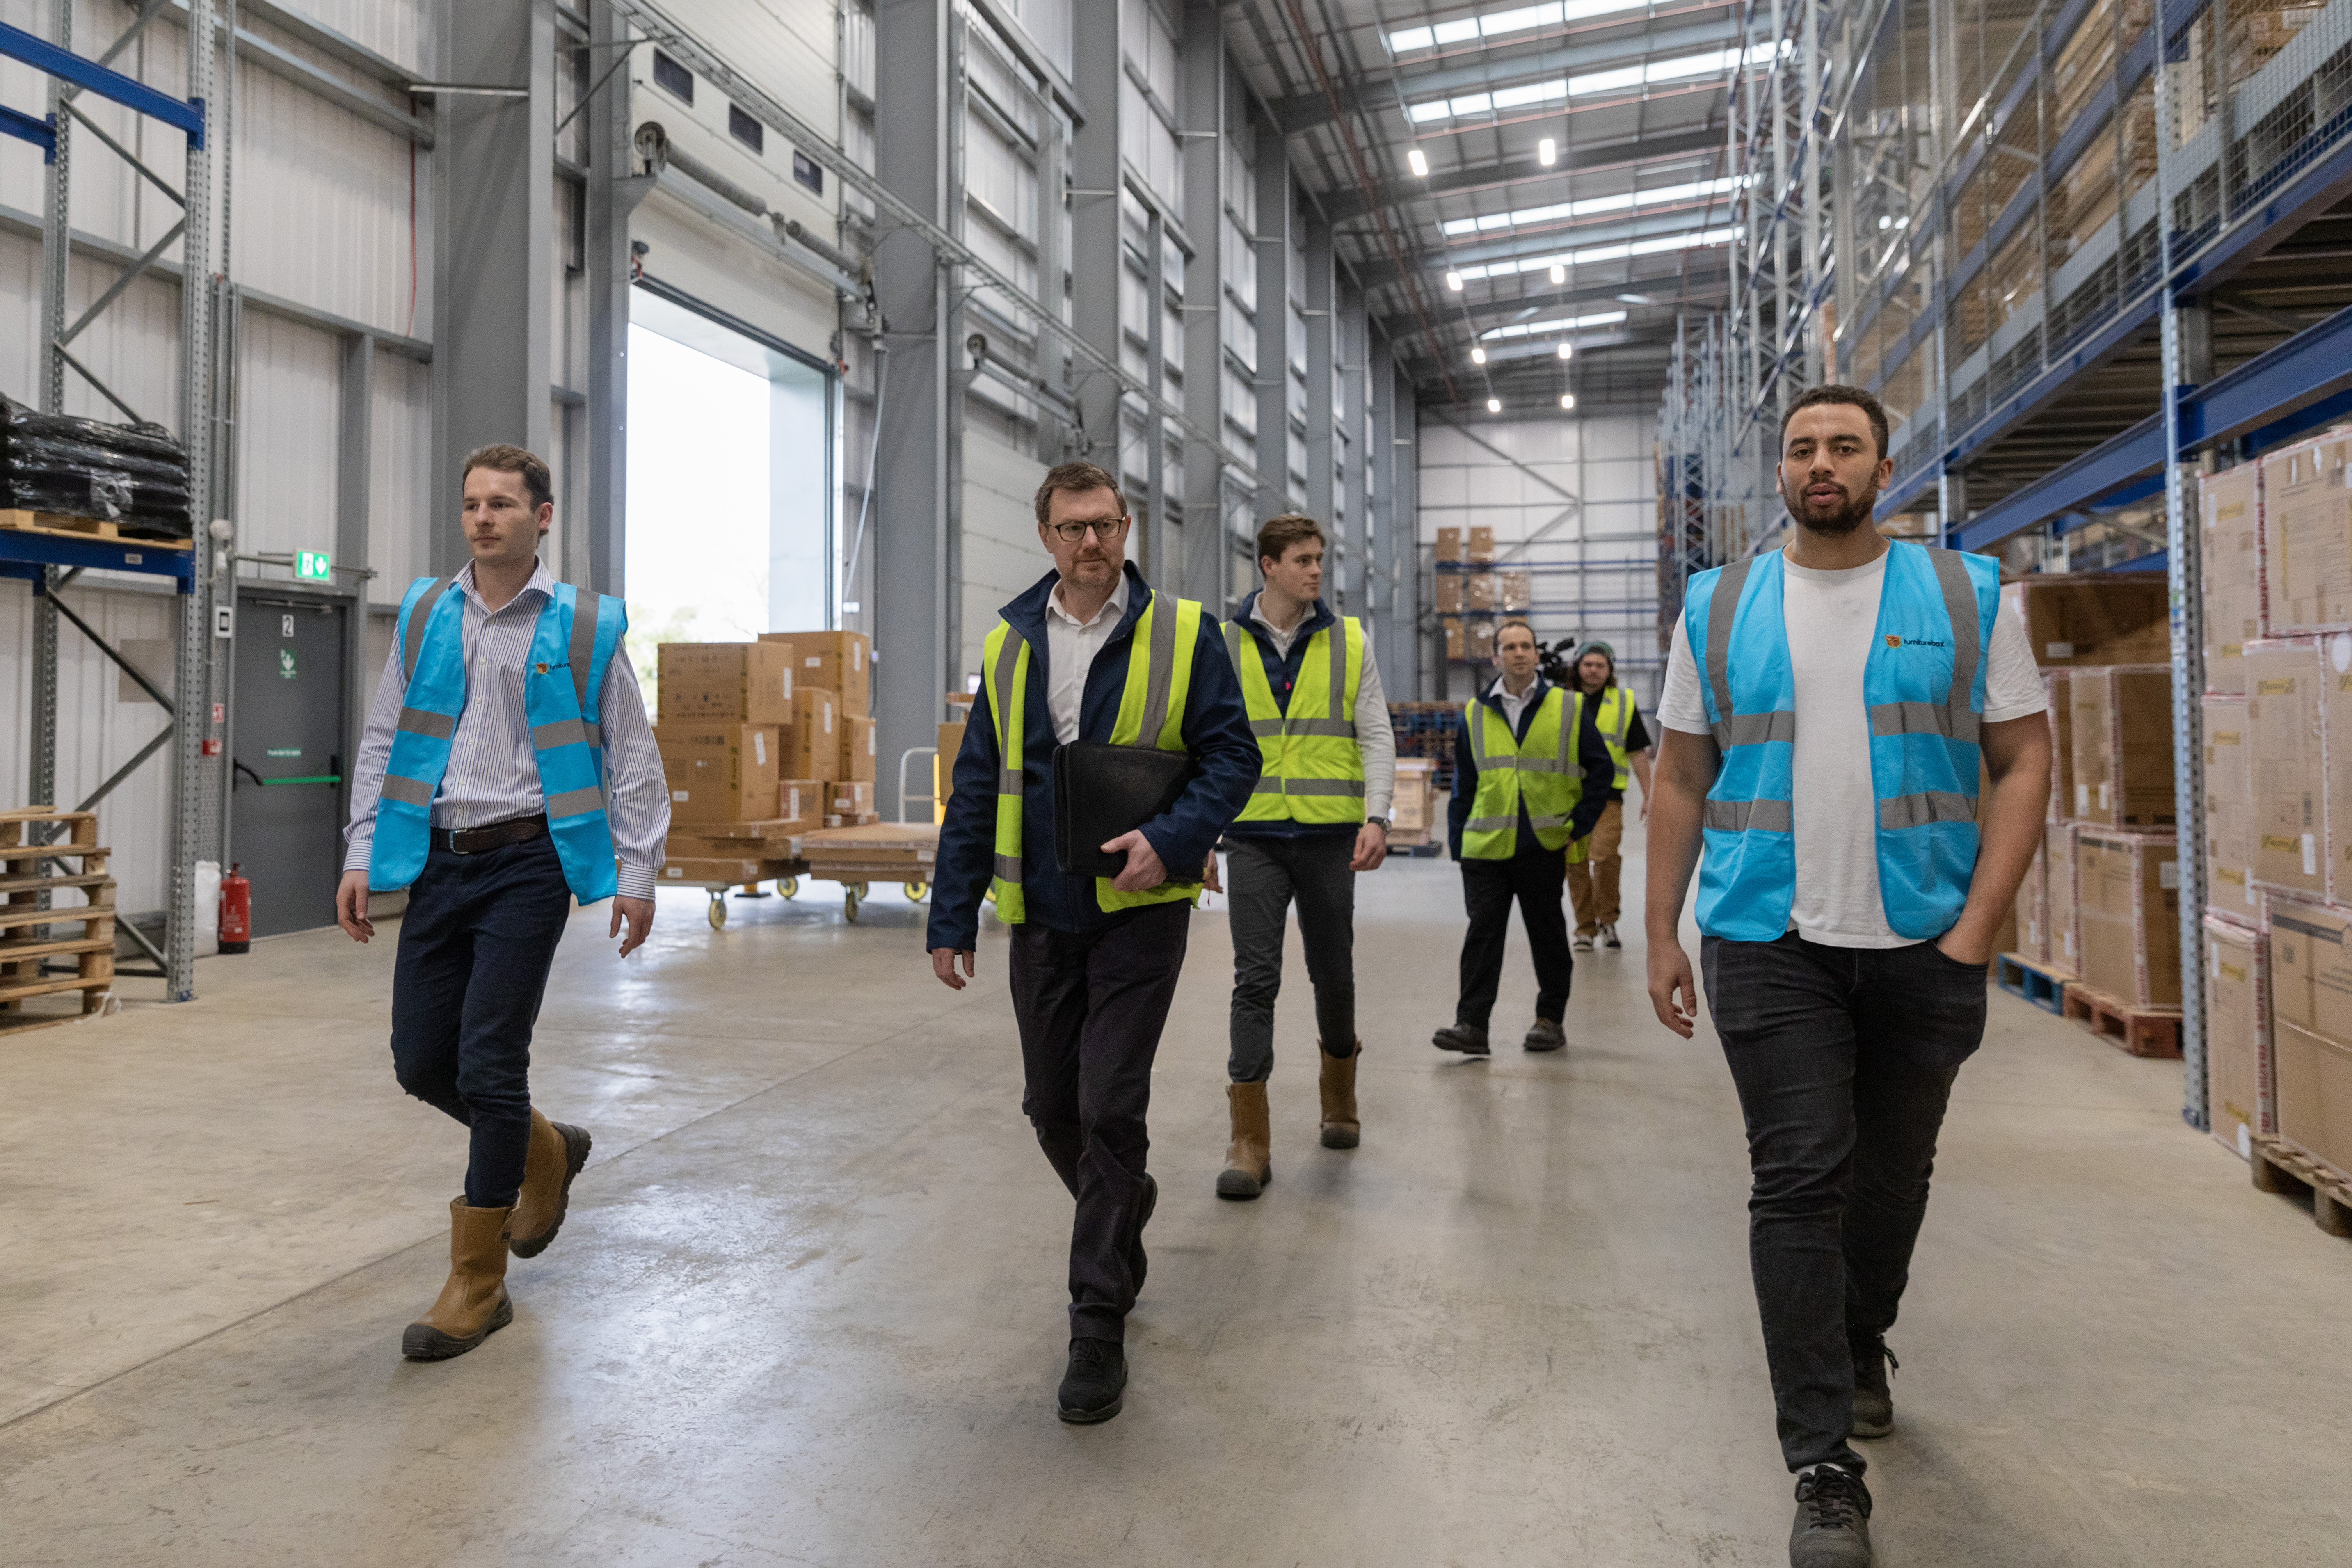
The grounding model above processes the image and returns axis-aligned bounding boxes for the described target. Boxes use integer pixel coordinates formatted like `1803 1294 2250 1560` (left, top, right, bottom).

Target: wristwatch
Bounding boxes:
1367 816 1390 830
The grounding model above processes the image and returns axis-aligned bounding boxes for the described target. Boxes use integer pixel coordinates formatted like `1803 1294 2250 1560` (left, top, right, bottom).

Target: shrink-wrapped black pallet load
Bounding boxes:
0 395 193 540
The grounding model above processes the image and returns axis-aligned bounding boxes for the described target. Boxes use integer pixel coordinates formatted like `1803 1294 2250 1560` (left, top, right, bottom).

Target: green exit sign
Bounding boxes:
295 549 332 582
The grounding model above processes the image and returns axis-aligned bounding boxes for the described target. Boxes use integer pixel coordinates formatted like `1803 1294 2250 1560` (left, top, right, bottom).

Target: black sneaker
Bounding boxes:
1789 1465 1873 1567
1432 1023 1490 1056
1600 922 1622 949
1056 1337 1127 1424
1523 1017 1566 1052
1129 1174 1157 1299
1851 1338 1898 1439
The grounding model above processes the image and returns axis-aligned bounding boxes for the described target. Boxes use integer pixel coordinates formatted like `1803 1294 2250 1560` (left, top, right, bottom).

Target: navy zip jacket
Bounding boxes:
1446 675 1615 861
1223 587 1354 843
928 563 1262 950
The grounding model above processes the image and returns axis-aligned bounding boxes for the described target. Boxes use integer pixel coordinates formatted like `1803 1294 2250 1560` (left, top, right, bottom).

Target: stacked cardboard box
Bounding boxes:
2246 638 2324 899
2206 914 2273 1160
2266 897 2352 1182
2075 828 2181 1006
761 631 877 825
1442 617 1466 661
2046 670 2074 825
2068 665 2175 827
1435 526 1464 562
2047 821 2081 976
1435 574 1465 613
2014 836 2051 963
1467 526 1496 562
1390 758 1437 848
1468 621 1497 662
2200 463 2265 696
1465 570 1499 611
2204 693 2258 923
2263 432 2352 633
1499 568 1532 612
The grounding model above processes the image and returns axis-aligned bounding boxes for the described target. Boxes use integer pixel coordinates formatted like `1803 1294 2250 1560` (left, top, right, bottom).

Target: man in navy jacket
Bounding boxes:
928 461 1259 1425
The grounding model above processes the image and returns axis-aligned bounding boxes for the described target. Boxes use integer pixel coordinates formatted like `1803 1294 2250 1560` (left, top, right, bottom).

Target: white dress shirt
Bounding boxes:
343 559 670 898
1488 672 1544 731
1247 595 1397 820
1042 575 1129 745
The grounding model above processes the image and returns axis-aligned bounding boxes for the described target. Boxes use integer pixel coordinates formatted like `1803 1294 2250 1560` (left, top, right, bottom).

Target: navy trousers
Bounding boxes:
389 833 575 1208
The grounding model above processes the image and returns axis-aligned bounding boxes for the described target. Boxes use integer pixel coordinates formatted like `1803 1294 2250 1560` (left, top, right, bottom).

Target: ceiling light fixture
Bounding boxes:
1488 398 1503 413
1557 341 1573 359
1560 393 1576 410
1447 225 1742 283
1538 137 1557 165
1550 263 1567 283
1406 41 1790 123
1388 0 1650 56
1408 146 1430 177
1471 346 1488 363
1446 270 1464 291
1479 308 1628 341
1441 175 1750 238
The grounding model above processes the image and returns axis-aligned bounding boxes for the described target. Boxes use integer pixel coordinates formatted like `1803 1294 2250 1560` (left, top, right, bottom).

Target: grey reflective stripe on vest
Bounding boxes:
993 852 1022 880
1284 717 1357 738
396 706 455 740
1248 717 1285 737
1702 556 1797 750
1251 775 1363 795
1867 700 1979 743
998 768 1023 794
1704 797 1793 832
1465 814 1518 832
546 786 606 819
1878 790 1975 830
530 717 603 751
568 589 603 709
1607 689 1633 745
1136 592 1180 743
400 574 460 683
1467 705 1494 770
382 773 434 807
1223 619 1248 681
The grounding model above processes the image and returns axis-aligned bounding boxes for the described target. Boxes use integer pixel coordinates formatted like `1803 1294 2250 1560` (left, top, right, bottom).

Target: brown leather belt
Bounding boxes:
433 814 549 856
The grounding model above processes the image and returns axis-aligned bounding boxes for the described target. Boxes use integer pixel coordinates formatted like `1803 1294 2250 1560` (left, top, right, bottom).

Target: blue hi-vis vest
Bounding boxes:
368 572 628 903
1685 542 2002 942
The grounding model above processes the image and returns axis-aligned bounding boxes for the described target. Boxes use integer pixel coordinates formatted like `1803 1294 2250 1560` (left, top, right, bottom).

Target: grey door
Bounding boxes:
231 593 348 937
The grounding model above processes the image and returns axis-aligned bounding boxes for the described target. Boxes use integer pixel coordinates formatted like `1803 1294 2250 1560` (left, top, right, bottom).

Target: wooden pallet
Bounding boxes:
0 507 194 549
2250 1135 2352 1238
2059 980 2182 1058
1994 951 2074 1014
0 808 116 1034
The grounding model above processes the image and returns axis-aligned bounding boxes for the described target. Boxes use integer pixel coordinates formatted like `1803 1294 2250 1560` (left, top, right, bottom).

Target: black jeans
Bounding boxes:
1455 850 1573 1029
1008 901 1191 1344
1701 931 1989 1475
389 834 575 1209
1225 834 1357 1082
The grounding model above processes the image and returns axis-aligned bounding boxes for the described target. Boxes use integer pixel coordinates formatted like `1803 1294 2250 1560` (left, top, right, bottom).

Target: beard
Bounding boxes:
1782 475 1879 537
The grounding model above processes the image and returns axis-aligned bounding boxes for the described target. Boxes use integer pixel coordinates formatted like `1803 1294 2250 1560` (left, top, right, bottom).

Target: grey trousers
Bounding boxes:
1225 834 1358 1083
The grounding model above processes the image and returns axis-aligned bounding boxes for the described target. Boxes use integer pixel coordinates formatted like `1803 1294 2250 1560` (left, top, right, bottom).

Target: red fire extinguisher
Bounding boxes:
219 863 251 955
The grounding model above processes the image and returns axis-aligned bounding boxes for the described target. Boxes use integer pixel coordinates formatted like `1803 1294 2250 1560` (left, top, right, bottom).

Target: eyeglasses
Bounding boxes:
1045 515 1131 543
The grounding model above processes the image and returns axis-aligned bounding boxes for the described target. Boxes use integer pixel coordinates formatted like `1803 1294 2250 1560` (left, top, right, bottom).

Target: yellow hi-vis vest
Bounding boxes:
1226 613 1365 825
980 589 1205 923
1589 684 1637 790
1462 686 1585 860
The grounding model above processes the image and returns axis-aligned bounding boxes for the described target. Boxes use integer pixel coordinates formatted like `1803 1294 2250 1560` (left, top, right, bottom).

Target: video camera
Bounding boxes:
1536 635 1583 688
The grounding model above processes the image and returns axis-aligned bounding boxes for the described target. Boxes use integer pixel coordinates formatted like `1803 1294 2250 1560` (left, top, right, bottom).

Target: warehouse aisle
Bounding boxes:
2 853 2347 1567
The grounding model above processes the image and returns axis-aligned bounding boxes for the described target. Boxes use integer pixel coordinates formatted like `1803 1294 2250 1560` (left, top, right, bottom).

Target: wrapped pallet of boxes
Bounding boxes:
2001 573 2171 668
2262 432 2352 634
1465 571 1499 611
1467 526 1496 562
2246 638 2325 899
2265 897 2352 1182
2046 822 2081 976
1391 757 1435 847
2046 670 2074 823
1442 617 1466 661
656 642 796 725
1435 574 1465 613
1499 568 1533 612
2075 828 2181 1010
1468 621 1497 663
2205 914 2273 1160
2068 665 2175 827
2199 462 2265 696
1435 526 1464 562
657 723 781 825
2204 693 2259 923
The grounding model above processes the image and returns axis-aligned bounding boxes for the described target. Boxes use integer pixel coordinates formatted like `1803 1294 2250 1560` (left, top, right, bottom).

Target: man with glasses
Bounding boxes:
927 460 1259 1426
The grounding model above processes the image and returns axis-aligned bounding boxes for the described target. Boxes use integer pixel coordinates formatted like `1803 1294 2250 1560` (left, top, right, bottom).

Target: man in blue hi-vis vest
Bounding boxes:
336 445 669 1364
1646 388 2050 1568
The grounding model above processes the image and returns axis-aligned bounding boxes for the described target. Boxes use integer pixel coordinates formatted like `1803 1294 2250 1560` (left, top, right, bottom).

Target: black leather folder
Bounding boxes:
1054 740 1200 880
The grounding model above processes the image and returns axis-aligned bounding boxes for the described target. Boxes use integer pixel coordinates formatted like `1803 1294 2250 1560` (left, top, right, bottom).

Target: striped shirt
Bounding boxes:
342 559 669 898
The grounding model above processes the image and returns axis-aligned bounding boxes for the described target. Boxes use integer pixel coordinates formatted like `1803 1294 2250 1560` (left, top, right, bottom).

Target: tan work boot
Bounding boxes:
510 1109 593 1259
402 1199 515 1360
1216 1081 1272 1200
1319 1040 1362 1149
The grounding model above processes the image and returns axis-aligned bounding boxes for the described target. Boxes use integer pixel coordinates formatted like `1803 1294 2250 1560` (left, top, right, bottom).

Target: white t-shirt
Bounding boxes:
1658 546 2047 948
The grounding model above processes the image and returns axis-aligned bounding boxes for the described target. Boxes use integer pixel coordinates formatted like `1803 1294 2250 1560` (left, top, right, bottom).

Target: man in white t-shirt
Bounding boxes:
1645 386 2050 1568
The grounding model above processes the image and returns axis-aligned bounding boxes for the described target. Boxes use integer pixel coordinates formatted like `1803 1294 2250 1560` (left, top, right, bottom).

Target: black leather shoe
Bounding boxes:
1851 1337 1898 1439
1523 1017 1566 1051
1056 1337 1127 1424
1789 1465 1873 1566
1431 1023 1490 1056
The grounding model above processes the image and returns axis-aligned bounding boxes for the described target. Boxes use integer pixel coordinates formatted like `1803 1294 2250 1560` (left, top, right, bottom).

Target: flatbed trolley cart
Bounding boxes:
658 852 813 929
784 823 939 922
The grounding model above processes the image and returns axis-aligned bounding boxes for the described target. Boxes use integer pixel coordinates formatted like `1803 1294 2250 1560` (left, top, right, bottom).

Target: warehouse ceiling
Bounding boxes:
1225 0 1747 417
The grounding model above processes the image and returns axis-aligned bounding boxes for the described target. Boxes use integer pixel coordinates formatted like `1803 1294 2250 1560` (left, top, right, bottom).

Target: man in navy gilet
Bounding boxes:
337 444 669 1361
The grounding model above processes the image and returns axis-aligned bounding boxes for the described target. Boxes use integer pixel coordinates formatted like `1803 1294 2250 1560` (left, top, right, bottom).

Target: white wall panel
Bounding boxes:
369 350 432 606
631 190 836 363
233 311 340 574
959 428 1047 686
277 0 432 75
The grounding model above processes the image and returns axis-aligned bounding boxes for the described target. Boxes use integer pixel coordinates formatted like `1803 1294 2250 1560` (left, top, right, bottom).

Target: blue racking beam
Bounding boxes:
1954 298 2352 551
0 101 53 159
0 19 205 146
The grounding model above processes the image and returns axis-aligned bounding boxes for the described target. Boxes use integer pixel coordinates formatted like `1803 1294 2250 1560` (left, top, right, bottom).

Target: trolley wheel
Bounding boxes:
706 893 727 929
777 875 799 899
905 880 930 903
843 885 862 923
851 882 870 899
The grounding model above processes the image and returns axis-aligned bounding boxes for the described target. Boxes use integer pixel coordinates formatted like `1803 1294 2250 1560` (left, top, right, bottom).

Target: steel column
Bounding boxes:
584 0 649 599
1179 2 1227 607
1304 215 1334 555
872 0 953 819
1340 285 1367 613
167 0 216 1001
1070 0 1125 489
337 329 374 817
1254 115 1291 523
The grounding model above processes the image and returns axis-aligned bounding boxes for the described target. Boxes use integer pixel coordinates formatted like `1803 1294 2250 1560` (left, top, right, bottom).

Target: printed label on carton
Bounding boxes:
672 790 688 802
2047 641 2075 659
2160 860 2180 889
2306 833 2319 875
753 732 768 766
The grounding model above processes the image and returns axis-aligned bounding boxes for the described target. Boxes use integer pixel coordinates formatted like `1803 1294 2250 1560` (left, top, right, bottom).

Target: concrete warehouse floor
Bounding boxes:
2 849 2347 1568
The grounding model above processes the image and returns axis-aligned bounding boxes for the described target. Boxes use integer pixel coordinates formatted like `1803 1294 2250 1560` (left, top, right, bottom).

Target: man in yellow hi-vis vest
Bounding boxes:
927 461 1259 1426
1431 620 1616 1056
1214 513 1397 1202
1566 641 1654 952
